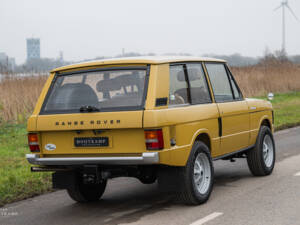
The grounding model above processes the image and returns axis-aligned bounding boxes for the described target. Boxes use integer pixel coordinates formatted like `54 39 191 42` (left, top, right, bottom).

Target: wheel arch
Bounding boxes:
261 118 271 129
192 129 212 152
159 129 213 167
253 114 273 146
259 114 273 131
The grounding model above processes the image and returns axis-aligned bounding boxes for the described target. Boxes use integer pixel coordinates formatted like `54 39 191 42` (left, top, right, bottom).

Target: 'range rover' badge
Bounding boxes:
45 144 56 151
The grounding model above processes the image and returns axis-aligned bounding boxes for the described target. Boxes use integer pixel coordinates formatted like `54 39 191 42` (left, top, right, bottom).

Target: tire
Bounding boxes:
247 126 276 176
67 173 107 203
157 141 214 205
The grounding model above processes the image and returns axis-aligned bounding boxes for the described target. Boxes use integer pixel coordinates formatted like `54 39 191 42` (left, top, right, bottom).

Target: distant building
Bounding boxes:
0 52 16 71
59 51 64 63
0 52 6 61
26 38 40 60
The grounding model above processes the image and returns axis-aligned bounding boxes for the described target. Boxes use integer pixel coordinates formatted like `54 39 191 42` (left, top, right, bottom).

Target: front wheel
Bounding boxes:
247 126 276 176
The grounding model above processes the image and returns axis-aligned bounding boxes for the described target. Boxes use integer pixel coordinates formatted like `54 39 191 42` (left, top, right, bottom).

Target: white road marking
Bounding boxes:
294 171 300 176
190 212 223 225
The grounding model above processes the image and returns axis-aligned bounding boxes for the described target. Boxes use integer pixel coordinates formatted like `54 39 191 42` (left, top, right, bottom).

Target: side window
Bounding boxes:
227 69 242 100
205 63 233 102
230 77 241 99
169 65 189 105
186 63 211 104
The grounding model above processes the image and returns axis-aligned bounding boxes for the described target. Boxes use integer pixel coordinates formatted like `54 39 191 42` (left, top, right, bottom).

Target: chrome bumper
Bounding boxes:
26 153 159 166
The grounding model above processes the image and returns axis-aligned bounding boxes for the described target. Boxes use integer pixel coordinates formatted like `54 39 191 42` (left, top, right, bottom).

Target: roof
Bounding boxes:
51 56 226 73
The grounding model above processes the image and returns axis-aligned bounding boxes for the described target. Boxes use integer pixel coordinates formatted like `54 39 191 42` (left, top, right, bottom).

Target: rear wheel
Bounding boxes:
193 151 212 196
158 141 214 205
247 126 276 176
67 173 107 203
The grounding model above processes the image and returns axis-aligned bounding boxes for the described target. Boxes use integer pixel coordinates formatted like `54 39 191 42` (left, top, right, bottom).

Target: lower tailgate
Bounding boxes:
40 129 146 155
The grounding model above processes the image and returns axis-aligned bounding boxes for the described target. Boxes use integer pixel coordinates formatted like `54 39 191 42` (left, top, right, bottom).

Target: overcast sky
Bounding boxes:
1 0 300 64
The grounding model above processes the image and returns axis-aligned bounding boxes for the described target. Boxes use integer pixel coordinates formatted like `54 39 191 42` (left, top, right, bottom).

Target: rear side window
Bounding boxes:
41 67 148 114
205 63 233 102
186 64 211 104
169 65 189 105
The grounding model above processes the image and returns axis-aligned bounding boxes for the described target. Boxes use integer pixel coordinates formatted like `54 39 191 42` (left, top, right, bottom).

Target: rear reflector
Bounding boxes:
144 129 164 150
28 133 40 152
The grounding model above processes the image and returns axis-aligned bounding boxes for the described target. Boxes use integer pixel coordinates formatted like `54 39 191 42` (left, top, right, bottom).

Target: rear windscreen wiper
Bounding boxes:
79 105 100 112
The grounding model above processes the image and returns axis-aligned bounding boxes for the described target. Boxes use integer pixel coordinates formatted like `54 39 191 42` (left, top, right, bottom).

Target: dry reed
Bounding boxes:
0 76 47 123
0 63 300 123
232 63 300 97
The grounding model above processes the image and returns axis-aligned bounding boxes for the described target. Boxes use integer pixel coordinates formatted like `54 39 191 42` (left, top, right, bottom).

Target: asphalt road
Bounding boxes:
1 127 300 225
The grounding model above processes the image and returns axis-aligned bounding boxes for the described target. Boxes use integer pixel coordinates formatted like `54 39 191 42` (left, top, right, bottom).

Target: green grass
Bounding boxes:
258 92 300 130
0 92 300 206
0 124 51 206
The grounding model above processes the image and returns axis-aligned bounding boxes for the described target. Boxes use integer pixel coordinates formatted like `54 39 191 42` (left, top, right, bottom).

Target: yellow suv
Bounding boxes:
26 56 275 205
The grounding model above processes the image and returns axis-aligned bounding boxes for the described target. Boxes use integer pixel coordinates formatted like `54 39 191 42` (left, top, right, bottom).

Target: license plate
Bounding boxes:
74 137 109 147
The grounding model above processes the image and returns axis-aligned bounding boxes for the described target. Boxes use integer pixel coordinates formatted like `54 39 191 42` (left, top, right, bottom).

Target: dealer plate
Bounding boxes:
74 137 109 147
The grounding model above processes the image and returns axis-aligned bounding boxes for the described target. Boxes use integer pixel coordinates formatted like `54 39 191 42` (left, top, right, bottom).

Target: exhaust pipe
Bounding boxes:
31 167 72 172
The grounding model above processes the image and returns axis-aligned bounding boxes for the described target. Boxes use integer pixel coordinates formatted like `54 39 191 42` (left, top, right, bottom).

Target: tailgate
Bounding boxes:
31 65 150 155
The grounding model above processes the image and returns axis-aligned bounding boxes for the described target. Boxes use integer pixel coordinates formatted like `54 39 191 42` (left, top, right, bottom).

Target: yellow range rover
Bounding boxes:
26 56 275 205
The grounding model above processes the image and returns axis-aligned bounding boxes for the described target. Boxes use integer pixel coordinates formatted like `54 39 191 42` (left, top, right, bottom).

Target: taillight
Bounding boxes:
28 133 40 152
144 129 164 150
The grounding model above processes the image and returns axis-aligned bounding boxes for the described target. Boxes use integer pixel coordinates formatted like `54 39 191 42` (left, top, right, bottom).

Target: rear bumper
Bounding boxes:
26 153 159 166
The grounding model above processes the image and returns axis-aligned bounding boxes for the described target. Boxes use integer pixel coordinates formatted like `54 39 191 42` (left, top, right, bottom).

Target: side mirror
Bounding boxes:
267 93 274 101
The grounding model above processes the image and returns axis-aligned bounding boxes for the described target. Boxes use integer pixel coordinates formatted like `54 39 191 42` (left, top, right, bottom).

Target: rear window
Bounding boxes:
41 67 148 114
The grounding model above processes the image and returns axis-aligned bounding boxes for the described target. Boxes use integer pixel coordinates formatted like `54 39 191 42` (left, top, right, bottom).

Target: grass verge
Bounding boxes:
258 92 300 130
0 92 300 206
0 124 51 207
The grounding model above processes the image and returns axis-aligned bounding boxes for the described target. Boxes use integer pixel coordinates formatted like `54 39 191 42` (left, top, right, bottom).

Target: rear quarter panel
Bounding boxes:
143 105 220 166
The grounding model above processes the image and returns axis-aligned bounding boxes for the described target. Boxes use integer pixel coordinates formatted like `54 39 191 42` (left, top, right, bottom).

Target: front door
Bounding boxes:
205 63 250 155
